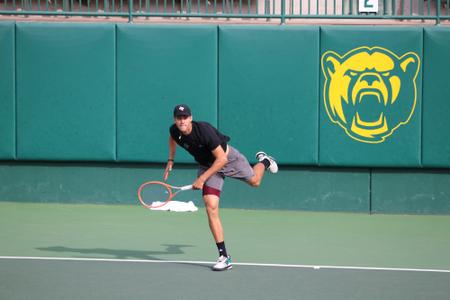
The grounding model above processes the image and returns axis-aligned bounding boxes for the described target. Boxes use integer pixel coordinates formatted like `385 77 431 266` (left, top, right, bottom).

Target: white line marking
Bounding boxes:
0 256 449 273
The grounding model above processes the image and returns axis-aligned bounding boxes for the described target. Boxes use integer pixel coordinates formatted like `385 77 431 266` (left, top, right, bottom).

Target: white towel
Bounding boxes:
150 200 198 212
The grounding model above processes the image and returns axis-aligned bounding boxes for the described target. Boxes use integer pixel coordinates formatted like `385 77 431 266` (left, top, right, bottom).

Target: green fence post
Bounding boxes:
129 0 133 22
281 0 285 23
436 0 441 24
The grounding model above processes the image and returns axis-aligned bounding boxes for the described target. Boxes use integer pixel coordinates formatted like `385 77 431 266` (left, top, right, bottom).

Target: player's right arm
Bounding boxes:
164 136 177 181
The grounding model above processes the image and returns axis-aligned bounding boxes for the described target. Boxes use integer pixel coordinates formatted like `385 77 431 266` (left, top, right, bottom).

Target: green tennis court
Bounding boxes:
1 202 449 300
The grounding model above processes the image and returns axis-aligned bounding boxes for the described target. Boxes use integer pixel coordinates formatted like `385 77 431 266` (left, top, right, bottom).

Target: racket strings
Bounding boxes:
139 183 172 208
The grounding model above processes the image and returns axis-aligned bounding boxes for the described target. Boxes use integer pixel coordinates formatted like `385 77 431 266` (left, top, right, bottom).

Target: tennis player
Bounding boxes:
164 104 278 271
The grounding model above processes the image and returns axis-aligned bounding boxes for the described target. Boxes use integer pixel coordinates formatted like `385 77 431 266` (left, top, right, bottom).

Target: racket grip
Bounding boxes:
181 185 193 191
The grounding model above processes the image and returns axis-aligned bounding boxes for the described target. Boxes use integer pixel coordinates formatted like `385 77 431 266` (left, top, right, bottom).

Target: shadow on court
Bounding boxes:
36 244 194 260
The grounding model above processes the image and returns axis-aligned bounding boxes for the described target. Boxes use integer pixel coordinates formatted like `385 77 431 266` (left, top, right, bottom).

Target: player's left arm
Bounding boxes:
192 145 228 190
163 136 177 181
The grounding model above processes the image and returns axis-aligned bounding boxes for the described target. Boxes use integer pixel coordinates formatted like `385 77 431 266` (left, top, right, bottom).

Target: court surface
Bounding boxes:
1 202 449 300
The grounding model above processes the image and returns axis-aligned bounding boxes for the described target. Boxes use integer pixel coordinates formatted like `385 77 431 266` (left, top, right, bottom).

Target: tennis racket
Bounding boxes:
137 181 193 209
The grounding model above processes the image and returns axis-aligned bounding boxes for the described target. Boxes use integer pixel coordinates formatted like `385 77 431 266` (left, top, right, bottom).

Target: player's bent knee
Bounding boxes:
247 177 261 188
250 181 260 188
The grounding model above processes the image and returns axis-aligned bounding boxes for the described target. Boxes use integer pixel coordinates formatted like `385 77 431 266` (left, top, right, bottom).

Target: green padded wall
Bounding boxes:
3 162 450 214
0 22 15 159
319 27 423 167
371 170 450 214
0 162 198 204
0 163 370 212
422 28 450 167
222 167 370 212
16 23 116 161
218 26 319 165
116 24 217 163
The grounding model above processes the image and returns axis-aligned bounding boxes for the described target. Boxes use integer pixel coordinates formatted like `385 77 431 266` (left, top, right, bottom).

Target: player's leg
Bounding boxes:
203 191 232 271
247 152 278 187
246 162 266 187
222 146 277 188
203 193 223 243
197 167 232 271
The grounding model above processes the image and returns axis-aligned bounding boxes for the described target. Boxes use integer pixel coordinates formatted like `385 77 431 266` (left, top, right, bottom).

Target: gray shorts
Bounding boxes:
197 146 254 192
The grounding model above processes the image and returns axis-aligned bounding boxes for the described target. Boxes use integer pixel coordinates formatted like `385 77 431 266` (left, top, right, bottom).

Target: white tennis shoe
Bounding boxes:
255 151 278 174
212 255 232 271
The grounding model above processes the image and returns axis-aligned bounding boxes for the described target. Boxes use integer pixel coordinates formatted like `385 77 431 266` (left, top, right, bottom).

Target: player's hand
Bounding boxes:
163 161 173 181
192 177 205 190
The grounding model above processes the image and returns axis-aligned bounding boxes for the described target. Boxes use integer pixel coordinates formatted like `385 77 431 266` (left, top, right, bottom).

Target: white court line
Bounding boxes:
1 256 450 273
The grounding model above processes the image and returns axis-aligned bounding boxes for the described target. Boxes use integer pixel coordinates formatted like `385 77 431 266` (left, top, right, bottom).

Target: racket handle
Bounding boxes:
181 185 193 191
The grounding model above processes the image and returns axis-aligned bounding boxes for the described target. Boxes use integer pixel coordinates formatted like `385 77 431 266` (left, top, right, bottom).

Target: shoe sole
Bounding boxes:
212 265 233 271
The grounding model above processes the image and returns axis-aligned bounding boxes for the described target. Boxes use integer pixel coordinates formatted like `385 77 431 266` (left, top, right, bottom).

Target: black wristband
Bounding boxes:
168 159 174 162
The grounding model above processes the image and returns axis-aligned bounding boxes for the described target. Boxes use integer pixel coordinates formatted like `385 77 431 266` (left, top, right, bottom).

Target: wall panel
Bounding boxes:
219 26 319 165
0 22 15 159
422 27 450 167
319 27 423 167
16 23 116 161
116 24 218 163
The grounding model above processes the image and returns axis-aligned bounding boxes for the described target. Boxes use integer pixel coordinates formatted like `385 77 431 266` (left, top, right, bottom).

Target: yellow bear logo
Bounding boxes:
321 46 420 143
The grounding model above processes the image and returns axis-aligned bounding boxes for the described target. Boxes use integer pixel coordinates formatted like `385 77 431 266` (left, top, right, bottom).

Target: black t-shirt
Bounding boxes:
170 121 230 167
